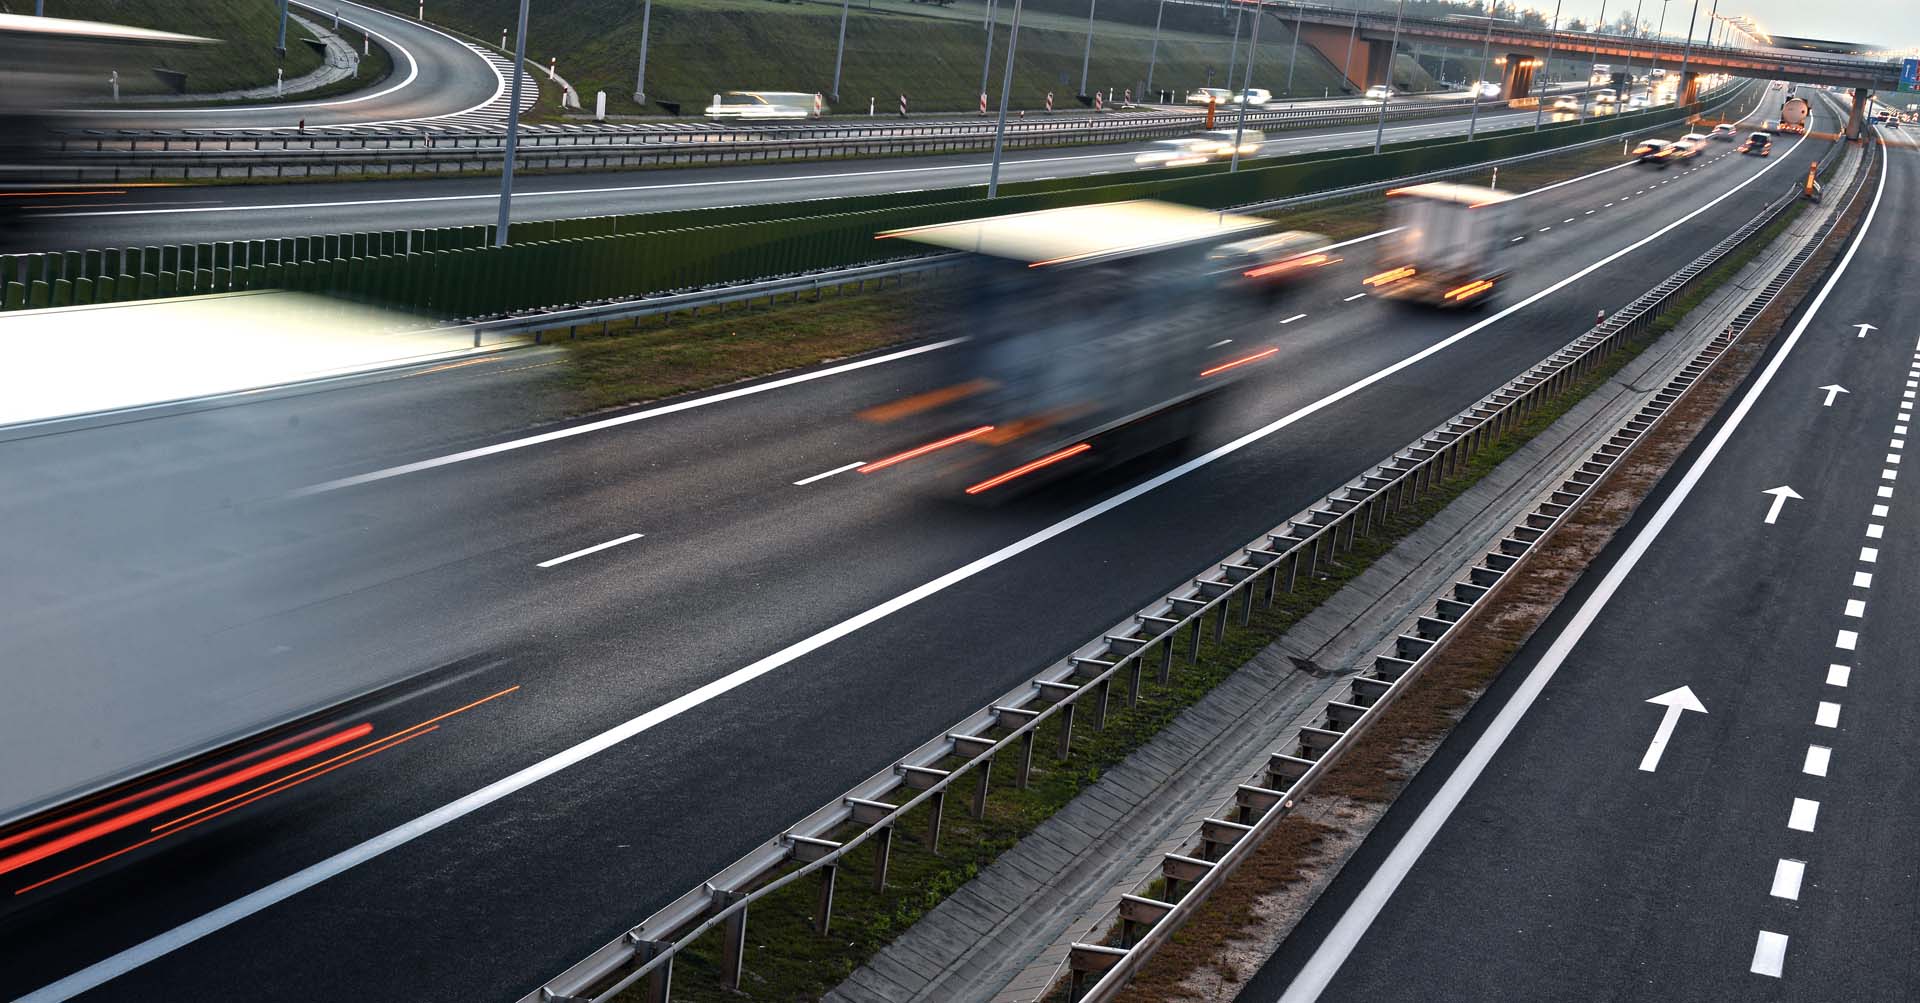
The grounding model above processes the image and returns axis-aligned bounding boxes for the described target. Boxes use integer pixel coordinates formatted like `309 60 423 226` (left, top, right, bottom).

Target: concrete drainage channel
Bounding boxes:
511 87 1799 1003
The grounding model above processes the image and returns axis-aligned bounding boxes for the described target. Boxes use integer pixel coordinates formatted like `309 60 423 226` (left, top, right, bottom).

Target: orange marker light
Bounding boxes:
1243 253 1336 278
858 426 995 473
965 443 1092 495
1364 266 1416 287
1444 279 1495 301
1201 347 1280 378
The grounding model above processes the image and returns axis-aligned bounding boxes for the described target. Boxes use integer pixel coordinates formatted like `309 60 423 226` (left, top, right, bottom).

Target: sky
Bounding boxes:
1559 0 1916 52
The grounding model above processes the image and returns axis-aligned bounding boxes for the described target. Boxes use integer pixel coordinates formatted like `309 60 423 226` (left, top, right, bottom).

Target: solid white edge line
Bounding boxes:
792 461 866 486
25 124 1818 1003
292 338 968 495
1274 131 1882 1003
536 532 643 568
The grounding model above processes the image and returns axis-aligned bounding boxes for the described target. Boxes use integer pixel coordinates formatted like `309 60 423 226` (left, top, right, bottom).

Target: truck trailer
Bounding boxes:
1364 183 1527 308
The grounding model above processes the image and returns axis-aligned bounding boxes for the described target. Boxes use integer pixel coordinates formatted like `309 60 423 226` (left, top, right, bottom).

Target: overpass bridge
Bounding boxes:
1191 0 1907 136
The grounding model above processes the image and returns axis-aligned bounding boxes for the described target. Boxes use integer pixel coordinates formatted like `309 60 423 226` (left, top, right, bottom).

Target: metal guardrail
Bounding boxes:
511 80 1768 1003
48 99 1533 181
1066 102 1869 1003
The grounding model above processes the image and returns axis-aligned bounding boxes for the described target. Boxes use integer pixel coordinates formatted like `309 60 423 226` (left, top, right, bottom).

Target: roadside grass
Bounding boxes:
47 0 325 95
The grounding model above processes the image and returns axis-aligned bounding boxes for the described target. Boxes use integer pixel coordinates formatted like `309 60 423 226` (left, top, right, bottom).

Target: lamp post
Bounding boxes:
1341 6 1358 93
1146 0 1165 96
1577 0 1604 123
987 0 1025 196
1460 13 1509 140
1648 0 1671 106
1078 0 1097 97
1226 8 1243 93
496 0 531 245
633 0 653 103
832 0 851 101
1284 4 1301 96
1622 0 1645 111
1674 0 1698 106
1533 0 1563 130
981 0 998 99
277 0 289 57
1372 0 1405 154
1230 0 1262 171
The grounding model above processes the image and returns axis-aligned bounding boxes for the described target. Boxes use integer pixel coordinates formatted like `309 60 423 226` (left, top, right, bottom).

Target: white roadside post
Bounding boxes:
595 90 606 120
987 0 1026 197
1229 0 1261 172
1371 0 1405 154
495 0 532 247
110 69 119 102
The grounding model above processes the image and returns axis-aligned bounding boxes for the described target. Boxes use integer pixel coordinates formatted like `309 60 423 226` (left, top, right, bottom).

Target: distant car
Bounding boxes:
1210 230 1336 301
1738 131 1773 156
1593 88 1617 105
1633 138 1676 166
1134 137 1214 168
1471 80 1501 98
1191 128 1263 157
1628 93 1651 108
1232 88 1272 106
1671 137 1702 159
1186 87 1232 106
1710 123 1737 140
1364 84 1394 101
1553 95 1581 112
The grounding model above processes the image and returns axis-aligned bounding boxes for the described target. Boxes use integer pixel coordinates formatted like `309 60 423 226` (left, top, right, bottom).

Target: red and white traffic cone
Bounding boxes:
980 92 988 116
1045 91 1054 113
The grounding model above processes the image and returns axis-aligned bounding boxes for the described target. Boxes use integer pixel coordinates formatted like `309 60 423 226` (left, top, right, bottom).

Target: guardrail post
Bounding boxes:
714 889 748 991
625 936 672 1003
925 788 946 853
1067 944 1129 1002
871 823 893 890
815 861 838 934
971 757 992 819
1056 702 1076 761
1091 678 1110 731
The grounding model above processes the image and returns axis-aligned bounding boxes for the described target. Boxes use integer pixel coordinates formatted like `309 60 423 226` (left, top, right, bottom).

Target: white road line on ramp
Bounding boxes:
536 532 642 568
1272 128 1879 1003
22 125 1818 1003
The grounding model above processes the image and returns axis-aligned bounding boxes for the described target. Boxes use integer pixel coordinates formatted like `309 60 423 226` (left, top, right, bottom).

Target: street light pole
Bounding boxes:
1230 1 1262 171
987 0 1025 196
1466 14 1501 139
633 0 653 103
1372 0 1405 154
1146 0 1164 96
1533 0 1563 130
1674 0 1697 105
1649 0 1670 105
1284 5 1300 96
832 0 851 101
1341 6 1358 93
1078 0 1097 97
1225 9 1243 93
1578 0 1604 122
1623 0 1644 111
496 0 531 246
277 0 289 57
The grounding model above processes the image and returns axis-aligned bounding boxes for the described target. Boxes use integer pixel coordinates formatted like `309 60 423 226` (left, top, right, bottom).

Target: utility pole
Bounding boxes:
1225 8 1243 93
1146 0 1165 96
1465 13 1502 139
981 0 998 99
988 0 1026 196
1284 6 1301 96
496 0 531 246
1230 2 1262 170
633 0 653 103
1578 0 1604 122
1341 7 1358 92
832 0 851 101
1649 0 1671 104
1372 0 1404 154
277 0 289 57
1533 0 1563 130
1078 0 1097 97
1675 0 1700 105
1623 0 1645 110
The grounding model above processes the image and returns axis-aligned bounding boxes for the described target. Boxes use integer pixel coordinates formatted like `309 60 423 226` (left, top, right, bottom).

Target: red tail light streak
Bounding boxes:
1200 347 1279 378
858 426 996 473
964 443 1092 495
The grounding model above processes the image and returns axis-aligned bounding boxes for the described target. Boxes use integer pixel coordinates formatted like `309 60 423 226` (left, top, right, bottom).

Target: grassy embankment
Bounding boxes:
357 0 1357 116
35 0 326 95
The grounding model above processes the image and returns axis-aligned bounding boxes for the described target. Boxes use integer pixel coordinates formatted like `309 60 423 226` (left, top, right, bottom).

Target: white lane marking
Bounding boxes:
793 461 866 486
1815 701 1841 728
1510 236 1525 242
1844 598 1867 616
1836 630 1858 651
1343 293 1367 302
1751 931 1788 978
1888 453 1903 464
1879 485 1895 498
294 338 966 495
1564 218 1575 223
1828 664 1851 687
1771 859 1807 899
1865 524 1885 539
31 122 1812 1003
1585 209 1597 214
1208 339 1235 348
66 0 427 116
1271 126 1861 1003
537 532 643 568
1539 226 1553 232
1605 201 1615 207
1872 503 1890 518
1860 547 1879 562
1788 798 1820 831
1898 424 1910 435
1281 313 1308 325
1883 469 1899 480
1803 746 1831 777
1854 571 1873 588
1892 440 1906 450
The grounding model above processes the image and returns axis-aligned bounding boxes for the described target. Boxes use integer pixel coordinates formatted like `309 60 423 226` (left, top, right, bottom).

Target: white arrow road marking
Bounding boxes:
1639 685 1708 772
1854 323 1877 338
1818 383 1850 406
1761 485 1803 524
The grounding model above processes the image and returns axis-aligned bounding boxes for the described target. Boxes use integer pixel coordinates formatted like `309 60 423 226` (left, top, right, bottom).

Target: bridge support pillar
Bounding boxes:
1845 87 1868 141
1680 71 1699 106
1498 53 1539 105
1292 21 1397 91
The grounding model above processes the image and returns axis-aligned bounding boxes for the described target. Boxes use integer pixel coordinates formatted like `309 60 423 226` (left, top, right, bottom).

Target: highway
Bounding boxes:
60 0 510 131
1242 133 1913 999
14 100 1693 253
0 87 1832 1002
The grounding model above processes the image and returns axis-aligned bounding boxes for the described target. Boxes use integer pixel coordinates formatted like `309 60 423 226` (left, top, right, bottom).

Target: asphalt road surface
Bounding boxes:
61 0 506 131
0 89 1830 1003
13 97 1716 253
1241 128 1913 1001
